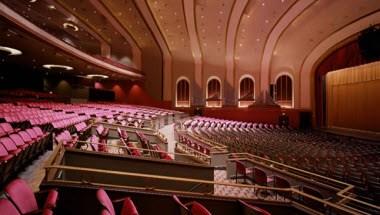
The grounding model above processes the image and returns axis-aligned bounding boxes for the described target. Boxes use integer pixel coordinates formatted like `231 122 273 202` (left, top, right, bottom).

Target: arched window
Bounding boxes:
206 77 222 107
238 76 255 107
176 78 190 107
275 74 293 108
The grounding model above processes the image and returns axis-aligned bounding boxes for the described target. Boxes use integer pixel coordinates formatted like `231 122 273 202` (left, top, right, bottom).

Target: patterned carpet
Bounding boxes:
214 169 289 202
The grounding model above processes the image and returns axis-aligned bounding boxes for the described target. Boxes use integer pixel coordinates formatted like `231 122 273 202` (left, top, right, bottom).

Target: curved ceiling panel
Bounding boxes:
271 0 380 78
195 0 234 67
235 0 296 78
147 0 193 62
101 0 157 49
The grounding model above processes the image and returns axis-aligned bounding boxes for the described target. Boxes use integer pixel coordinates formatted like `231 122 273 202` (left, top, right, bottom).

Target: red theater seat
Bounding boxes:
235 160 253 184
239 200 271 215
190 202 212 215
4 179 58 214
96 189 139 215
0 198 19 215
172 195 212 215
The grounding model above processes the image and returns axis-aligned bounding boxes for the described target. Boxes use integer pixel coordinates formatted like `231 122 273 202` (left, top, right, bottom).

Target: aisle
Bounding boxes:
159 123 176 156
18 150 53 192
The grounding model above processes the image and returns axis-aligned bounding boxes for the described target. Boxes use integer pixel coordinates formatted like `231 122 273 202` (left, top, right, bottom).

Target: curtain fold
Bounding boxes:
326 61 380 132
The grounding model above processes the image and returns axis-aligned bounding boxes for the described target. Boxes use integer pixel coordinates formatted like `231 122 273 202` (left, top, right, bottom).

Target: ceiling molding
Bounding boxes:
260 0 315 93
136 0 173 101
300 10 380 109
89 0 142 70
0 2 143 78
183 0 203 91
225 0 248 99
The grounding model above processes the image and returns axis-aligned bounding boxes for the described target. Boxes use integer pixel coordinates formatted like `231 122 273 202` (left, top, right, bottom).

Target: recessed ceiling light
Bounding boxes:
261 2 265 6
29 0 37 2
47 5 56 10
63 22 79 31
0 46 22 55
43 64 73 70
86 74 109 79
265 19 269 23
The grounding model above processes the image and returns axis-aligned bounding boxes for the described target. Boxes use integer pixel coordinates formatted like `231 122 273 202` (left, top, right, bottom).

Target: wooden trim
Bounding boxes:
44 165 366 214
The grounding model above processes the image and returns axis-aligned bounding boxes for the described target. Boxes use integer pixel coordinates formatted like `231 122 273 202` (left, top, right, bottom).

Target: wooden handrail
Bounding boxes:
228 153 380 211
77 141 200 159
176 142 211 158
44 165 366 215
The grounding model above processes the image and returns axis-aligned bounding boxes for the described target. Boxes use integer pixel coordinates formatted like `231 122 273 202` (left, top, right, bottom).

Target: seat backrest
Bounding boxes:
5 179 39 214
120 197 139 215
96 189 115 215
236 161 247 175
0 198 20 215
96 125 104 135
1 123 13 133
32 127 44 136
239 200 271 215
253 168 267 186
172 195 189 215
0 142 10 157
190 202 212 215
9 134 26 147
0 137 18 151
26 129 38 139
19 131 33 142
273 176 290 188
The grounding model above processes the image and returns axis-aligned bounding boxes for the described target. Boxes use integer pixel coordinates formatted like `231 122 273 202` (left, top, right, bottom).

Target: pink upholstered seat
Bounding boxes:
9 133 28 150
0 137 22 155
172 195 189 215
96 189 139 215
0 143 14 162
0 198 20 215
190 202 212 215
239 200 271 215
4 179 58 214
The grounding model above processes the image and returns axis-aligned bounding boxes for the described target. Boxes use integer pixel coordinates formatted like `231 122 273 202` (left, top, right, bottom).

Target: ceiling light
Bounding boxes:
0 46 22 55
63 22 79 31
47 5 56 10
261 2 265 6
86 74 109 79
43 64 73 70
29 0 37 2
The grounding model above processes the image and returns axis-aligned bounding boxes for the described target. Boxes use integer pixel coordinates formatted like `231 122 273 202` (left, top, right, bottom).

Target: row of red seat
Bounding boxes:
0 178 58 215
98 189 271 215
0 123 50 184
135 131 172 160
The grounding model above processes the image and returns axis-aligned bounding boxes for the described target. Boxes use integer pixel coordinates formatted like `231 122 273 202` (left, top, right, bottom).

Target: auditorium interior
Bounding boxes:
0 0 380 214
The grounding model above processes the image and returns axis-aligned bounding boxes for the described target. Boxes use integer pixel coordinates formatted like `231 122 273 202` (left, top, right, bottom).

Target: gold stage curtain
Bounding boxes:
326 61 380 132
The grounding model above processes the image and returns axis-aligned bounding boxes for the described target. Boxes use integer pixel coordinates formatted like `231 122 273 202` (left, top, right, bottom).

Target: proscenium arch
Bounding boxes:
175 76 191 107
274 72 294 108
300 10 380 112
206 76 223 107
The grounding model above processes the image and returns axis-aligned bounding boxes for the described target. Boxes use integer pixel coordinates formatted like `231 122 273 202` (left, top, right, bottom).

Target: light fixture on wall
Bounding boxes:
0 46 22 55
42 64 73 70
86 74 109 79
